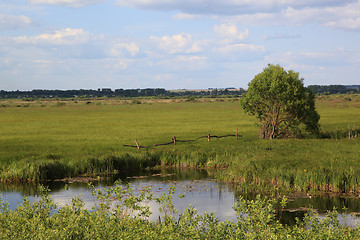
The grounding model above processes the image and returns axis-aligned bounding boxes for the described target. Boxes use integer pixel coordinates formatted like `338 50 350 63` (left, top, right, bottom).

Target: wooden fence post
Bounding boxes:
134 139 140 150
125 131 244 149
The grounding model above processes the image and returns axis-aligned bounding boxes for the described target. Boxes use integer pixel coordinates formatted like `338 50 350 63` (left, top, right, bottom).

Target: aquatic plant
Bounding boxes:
1 184 360 239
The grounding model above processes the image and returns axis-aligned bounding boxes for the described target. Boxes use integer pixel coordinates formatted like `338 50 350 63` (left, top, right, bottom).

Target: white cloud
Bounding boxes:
2 0 359 91
223 13 278 26
105 59 132 71
172 13 200 20
152 55 210 72
0 28 107 64
154 74 174 82
316 1 360 30
29 0 105 7
115 0 360 31
214 23 249 43
13 28 91 46
0 57 13 71
216 44 265 54
2 28 144 60
110 41 141 58
175 55 208 69
327 17 360 30
226 1 360 30
0 14 33 30
149 33 203 54
212 43 266 62
180 55 207 61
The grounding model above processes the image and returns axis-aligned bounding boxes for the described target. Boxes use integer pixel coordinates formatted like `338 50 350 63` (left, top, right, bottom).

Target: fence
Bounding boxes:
124 129 242 150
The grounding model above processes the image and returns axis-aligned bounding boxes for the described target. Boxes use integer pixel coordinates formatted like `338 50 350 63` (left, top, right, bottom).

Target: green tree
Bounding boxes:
241 64 320 139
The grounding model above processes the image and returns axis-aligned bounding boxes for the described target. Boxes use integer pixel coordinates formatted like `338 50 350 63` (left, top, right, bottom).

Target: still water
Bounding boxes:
1 168 360 226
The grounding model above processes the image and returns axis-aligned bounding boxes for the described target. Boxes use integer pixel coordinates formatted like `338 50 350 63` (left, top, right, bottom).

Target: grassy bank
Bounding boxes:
0 95 359 193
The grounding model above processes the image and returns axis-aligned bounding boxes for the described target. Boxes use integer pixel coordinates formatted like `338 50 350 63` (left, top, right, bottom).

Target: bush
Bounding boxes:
56 102 66 107
131 99 142 104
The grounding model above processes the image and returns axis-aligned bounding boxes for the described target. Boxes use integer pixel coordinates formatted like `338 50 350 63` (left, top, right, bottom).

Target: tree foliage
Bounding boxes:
241 64 320 139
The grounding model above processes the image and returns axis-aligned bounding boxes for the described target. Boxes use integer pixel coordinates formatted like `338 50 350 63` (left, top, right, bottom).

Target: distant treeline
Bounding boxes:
308 85 359 94
1 85 358 99
0 88 246 99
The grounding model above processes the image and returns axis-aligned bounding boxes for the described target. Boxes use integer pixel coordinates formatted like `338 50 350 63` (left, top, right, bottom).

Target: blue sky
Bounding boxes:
1 0 359 90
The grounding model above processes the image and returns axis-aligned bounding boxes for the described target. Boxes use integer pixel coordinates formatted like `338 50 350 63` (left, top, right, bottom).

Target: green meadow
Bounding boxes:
0 95 360 194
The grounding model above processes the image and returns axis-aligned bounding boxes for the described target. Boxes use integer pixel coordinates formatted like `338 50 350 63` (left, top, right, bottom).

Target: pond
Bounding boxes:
1 168 360 226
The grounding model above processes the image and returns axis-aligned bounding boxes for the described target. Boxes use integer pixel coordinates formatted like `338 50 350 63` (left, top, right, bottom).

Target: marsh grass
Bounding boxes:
1 95 360 194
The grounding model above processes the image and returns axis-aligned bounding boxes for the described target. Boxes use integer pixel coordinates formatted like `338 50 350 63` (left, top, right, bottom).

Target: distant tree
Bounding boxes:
308 85 357 94
240 64 320 139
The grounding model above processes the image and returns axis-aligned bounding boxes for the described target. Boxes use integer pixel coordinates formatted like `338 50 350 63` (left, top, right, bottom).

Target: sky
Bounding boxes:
1 0 360 91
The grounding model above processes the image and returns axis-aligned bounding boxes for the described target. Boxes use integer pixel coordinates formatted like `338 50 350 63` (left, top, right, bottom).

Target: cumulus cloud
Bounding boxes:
109 41 141 58
283 1 360 30
149 33 203 54
115 0 360 31
0 14 33 30
0 28 107 62
13 28 91 45
0 27 143 60
28 0 105 7
327 17 360 30
223 1 360 30
214 23 249 43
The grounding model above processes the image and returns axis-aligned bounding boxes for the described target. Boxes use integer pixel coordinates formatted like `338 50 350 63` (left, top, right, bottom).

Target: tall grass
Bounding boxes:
1 95 360 193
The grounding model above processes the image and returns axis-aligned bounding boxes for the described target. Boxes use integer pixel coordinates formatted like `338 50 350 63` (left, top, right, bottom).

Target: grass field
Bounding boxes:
0 95 359 193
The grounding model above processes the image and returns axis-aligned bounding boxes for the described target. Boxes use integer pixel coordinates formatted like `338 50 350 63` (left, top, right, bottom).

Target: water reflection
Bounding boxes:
1 168 360 226
0 169 237 221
